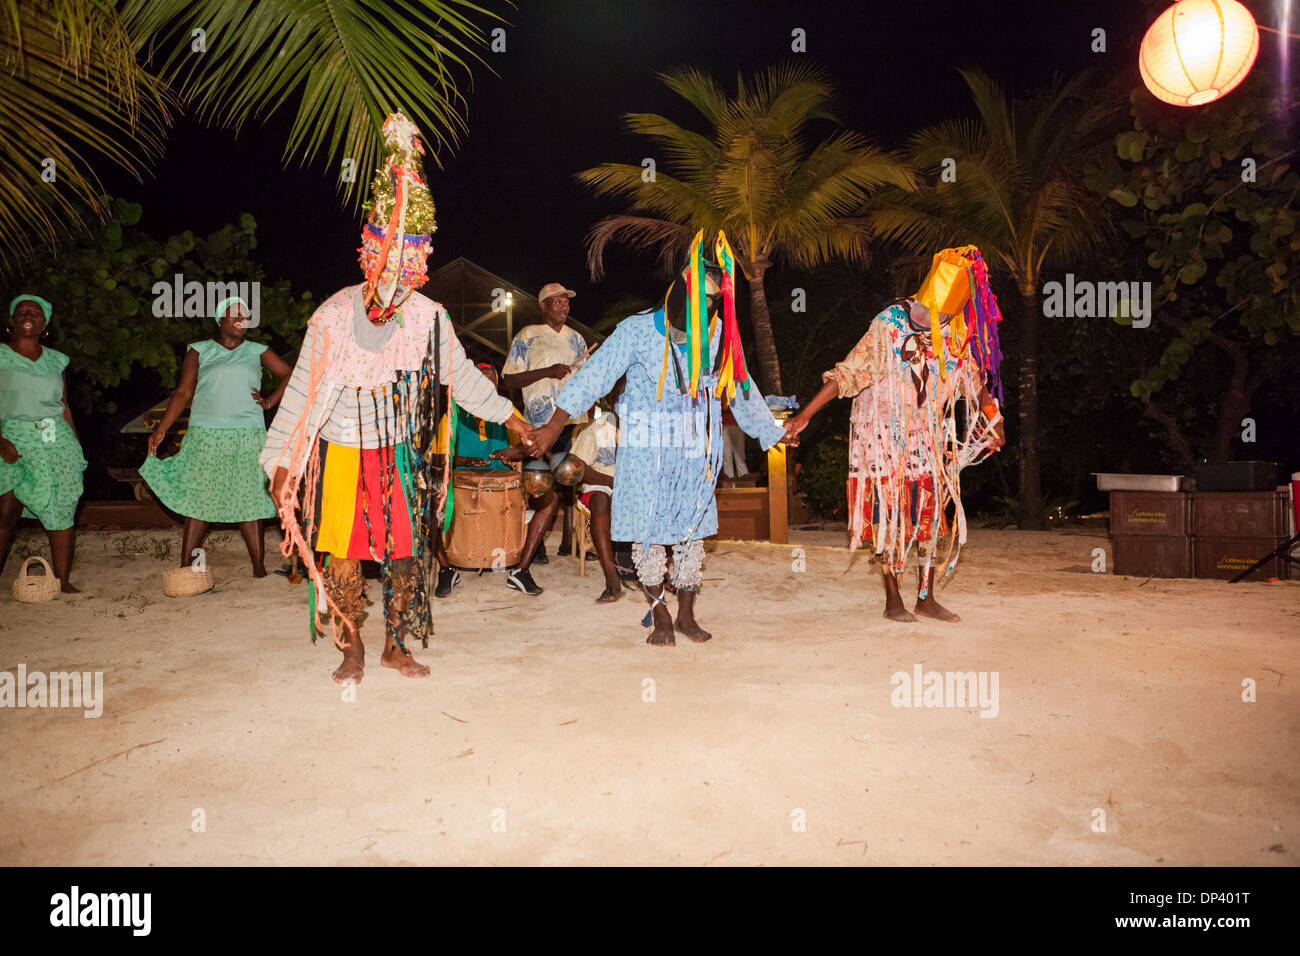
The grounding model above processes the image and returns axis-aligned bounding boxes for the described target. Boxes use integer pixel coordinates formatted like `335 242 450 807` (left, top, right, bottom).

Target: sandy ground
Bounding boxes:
0 524 1295 866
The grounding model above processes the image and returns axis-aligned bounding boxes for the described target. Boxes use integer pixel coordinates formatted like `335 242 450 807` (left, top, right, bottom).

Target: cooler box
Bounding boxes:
1193 536 1290 582
1193 491 1290 537
1112 535 1193 578
1108 491 1192 536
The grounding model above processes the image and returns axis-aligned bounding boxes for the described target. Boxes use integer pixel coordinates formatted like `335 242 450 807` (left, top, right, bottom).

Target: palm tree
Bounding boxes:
871 69 1120 530
0 0 170 272
1 0 500 275
579 62 915 395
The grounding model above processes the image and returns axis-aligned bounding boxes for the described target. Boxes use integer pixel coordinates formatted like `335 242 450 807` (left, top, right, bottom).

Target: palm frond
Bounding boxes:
120 0 501 210
957 68 1016 157
657 66 729 127
0 2 170 275
623 112 718 180
585 215 695 281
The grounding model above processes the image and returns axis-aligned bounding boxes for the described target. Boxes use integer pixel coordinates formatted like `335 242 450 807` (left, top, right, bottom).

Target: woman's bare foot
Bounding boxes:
381 643 431 678
333 628 364 684
915 597 961 622
251 563 267 578
596 582 623 603
59 580 80 594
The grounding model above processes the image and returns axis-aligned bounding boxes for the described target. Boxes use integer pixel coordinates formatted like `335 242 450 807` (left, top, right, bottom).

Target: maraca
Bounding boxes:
523 458 555 496
549 453 586 487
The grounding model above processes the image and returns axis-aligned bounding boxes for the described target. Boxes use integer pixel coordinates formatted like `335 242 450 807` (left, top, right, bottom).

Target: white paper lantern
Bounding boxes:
1139 0 1260 106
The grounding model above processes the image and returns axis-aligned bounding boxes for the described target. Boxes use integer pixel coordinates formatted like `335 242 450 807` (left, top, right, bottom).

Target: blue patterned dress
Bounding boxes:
556 308 784 546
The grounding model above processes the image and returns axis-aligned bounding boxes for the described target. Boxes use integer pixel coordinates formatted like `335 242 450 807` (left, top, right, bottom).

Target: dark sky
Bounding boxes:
116 0 1155 319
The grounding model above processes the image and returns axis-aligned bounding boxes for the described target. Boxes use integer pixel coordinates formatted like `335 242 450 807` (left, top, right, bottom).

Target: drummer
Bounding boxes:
434 362 515 598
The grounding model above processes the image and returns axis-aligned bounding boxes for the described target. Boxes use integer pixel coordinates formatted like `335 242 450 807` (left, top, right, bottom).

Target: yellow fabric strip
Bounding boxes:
316 442 361 557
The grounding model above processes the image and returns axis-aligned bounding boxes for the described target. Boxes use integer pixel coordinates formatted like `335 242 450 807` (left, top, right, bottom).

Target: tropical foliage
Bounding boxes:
870 69 1122 529
16 197 315 414
1088 74 1300 461
579 62 915 394
1 0 501 275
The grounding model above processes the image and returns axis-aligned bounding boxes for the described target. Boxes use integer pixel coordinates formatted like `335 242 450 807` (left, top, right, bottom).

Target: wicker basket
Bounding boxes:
12 555 61 603
163 565 214 597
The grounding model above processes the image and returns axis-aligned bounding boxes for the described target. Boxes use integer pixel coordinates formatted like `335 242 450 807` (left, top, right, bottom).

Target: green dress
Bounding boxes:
0 344 86 530
140 339 277 523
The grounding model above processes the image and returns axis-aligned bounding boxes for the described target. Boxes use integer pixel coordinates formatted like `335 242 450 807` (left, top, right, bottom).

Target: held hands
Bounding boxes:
780 412 809 447
504 415 542 457
0 437 20 464
530 419 566 458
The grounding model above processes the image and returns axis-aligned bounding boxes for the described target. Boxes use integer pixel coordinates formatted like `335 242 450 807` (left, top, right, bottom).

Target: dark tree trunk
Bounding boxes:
746 260 782 396
1017 289 1044 530
1142 400 1195 464
1211 345 1251 462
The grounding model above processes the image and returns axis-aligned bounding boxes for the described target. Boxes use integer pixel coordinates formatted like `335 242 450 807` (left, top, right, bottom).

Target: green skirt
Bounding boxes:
141 426 276 523
0 417 86 530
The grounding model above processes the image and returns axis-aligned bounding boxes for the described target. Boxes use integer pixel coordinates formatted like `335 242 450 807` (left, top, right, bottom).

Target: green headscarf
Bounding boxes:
9 294 53 325
213 296 249 325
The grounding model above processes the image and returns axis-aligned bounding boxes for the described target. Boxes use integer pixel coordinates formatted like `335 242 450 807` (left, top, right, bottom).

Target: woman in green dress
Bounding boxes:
142 297 291 577
0 295 87 593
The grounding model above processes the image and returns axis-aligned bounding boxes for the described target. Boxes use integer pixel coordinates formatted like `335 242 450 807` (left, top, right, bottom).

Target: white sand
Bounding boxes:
0 526 1295 865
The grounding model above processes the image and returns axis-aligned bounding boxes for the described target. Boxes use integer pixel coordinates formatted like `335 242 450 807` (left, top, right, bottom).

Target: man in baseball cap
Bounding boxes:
500 282 589 591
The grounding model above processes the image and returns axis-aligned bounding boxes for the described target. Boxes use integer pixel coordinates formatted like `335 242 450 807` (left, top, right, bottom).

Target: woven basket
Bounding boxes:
12 555 60 603
163 565 214 597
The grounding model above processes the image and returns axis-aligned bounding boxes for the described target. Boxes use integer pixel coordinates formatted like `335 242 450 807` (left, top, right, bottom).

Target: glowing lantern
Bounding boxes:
1139 0 1260 106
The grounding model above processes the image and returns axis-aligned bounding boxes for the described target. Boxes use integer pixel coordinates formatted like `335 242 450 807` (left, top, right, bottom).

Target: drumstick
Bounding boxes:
568 343 597 370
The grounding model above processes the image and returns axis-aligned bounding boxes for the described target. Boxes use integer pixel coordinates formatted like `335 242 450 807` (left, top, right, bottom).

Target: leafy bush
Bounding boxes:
799 435 849 521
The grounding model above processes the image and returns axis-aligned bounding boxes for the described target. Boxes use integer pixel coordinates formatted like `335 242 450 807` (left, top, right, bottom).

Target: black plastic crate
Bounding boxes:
1193 461 1279 492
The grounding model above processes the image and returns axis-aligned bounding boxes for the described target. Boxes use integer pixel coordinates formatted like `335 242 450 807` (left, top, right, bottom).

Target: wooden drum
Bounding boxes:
443 468 526 569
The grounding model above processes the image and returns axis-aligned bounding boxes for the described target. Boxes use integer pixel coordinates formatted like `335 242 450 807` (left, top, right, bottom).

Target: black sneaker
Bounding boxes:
557 542 572 557
506 568 543 596
435 567 460 598
534 542 549 565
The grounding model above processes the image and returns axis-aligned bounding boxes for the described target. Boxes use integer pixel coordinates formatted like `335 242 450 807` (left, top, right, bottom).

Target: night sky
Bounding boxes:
108 0 1156 319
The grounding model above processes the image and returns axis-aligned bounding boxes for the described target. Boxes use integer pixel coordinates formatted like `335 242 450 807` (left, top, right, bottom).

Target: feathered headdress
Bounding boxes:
358 112 438 324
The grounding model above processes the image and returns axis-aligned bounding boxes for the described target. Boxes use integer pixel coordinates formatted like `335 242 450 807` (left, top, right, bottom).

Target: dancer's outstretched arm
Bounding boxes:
781 378 840 446
533 320 636 455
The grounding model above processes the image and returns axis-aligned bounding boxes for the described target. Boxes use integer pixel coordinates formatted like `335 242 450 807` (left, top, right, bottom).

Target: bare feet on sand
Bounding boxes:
914 597 961 622
381 643 431 678
675 618 712 642
647 604 675 646
884 596 918 623
332 628 364 684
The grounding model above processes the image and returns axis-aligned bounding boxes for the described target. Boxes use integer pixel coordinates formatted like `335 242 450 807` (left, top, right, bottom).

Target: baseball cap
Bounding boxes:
538 282 576 303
